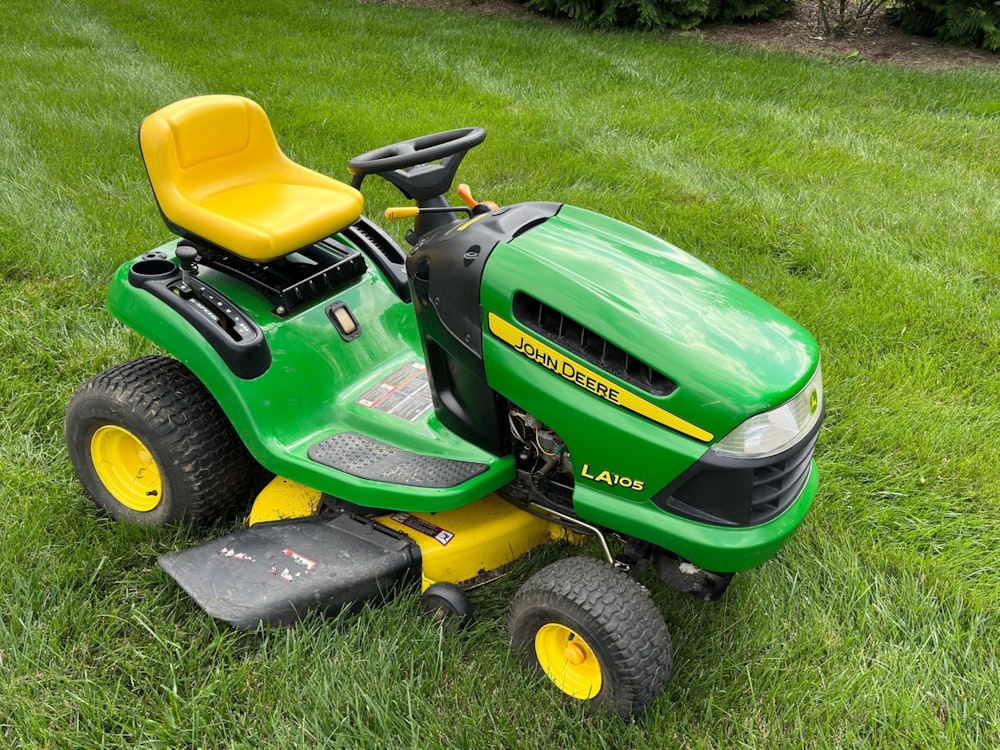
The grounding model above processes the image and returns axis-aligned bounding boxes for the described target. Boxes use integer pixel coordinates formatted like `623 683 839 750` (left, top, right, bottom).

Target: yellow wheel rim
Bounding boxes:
91 425 163 512
534 623 603 699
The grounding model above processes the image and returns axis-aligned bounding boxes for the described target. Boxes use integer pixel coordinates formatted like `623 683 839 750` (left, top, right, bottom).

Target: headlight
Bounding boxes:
711 364 823 460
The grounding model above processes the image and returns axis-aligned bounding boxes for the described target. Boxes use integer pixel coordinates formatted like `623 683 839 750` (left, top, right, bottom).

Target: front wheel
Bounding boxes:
65 355 262 526
506 556 673 718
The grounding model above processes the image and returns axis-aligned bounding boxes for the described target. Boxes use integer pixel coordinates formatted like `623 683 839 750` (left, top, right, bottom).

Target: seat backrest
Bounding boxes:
139 95 284 236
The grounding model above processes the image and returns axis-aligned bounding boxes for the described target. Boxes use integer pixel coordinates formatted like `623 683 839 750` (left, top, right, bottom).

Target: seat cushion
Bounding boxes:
190 168 364 261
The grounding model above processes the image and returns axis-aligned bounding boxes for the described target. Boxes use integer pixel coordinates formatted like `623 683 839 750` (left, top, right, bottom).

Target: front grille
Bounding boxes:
747 430 818 524
512 293 676 396
652 424 820 528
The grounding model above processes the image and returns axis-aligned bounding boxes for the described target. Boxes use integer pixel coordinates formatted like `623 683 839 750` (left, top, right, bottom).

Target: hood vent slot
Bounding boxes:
513 293 676 397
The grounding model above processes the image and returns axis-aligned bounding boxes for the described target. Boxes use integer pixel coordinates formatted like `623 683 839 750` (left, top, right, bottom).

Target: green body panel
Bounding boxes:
573 463 818 572
106 240 514 512
485 205 820 439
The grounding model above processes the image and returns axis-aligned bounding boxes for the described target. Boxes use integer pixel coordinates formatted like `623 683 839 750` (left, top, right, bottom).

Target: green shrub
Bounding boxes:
890 0 1000 50
718 0 793 23
523 0 791 30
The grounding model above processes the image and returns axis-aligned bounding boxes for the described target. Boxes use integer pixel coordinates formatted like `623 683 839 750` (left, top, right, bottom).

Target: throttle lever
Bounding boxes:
457 183 499 212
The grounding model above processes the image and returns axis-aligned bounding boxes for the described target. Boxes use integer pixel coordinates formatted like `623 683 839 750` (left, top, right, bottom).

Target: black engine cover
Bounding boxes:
406 202 561 456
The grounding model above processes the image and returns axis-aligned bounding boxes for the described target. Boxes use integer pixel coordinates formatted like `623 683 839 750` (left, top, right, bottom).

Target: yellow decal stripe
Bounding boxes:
457 213 488 232
488 313 713 442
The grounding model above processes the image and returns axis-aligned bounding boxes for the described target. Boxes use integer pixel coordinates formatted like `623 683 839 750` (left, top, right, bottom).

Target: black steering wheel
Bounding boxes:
347 127 486 201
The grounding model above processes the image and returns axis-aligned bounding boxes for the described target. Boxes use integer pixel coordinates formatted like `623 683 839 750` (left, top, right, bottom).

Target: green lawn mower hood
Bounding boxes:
488 204 819 431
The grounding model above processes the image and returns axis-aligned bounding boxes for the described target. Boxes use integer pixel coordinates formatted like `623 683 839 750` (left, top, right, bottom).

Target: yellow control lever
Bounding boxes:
384 206 421 221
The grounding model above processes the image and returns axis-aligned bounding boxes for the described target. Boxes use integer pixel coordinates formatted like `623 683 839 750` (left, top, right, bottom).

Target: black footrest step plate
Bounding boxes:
308 432 488 488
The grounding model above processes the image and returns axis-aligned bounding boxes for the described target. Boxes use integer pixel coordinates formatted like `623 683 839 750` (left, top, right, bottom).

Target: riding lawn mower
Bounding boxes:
65 95 824 717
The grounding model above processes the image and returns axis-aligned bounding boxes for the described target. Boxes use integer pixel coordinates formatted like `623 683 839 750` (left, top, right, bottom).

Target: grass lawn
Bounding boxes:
2 0 999 747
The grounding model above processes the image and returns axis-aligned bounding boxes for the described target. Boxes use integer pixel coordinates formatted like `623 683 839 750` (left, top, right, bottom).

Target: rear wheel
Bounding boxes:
65 355 261 526
507 556 673 718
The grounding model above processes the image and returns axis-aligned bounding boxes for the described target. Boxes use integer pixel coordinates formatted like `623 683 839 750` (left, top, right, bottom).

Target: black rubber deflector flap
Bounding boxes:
158 513 421 630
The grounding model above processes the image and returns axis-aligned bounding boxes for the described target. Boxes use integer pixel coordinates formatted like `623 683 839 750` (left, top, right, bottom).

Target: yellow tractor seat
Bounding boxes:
139 95 364 263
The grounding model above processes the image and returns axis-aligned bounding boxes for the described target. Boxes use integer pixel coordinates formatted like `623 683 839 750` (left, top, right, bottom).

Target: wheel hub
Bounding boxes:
534 623 603 699
564 642 586 666
91 425 163 512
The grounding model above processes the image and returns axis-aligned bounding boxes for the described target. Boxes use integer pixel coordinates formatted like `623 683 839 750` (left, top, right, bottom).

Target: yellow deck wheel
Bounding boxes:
534 623 603 699
91 424 163 513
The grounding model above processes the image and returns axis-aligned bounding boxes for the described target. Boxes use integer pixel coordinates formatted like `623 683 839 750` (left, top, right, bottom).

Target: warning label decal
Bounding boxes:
355 362 433 422
390 512 455 546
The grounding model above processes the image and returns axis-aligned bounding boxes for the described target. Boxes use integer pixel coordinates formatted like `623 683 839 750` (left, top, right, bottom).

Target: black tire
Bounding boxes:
419 582 474 631
65 355 261 526
507 556 673 718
